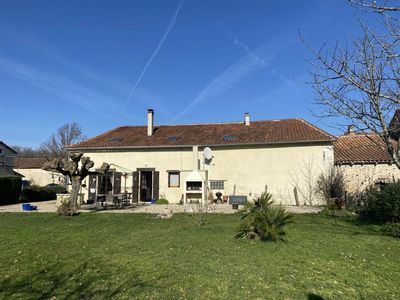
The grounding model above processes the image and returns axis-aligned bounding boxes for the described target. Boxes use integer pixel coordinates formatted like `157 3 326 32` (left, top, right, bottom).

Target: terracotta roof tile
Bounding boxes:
68 118 334 149
14 158 48 169
334 133 394 164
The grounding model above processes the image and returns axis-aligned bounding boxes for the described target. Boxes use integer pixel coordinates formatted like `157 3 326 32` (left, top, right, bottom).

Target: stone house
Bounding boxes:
0 141 18 176
334 132 400 195
14 157 65 186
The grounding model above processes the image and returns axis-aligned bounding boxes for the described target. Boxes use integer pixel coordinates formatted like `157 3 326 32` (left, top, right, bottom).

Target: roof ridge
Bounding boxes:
336 132 380 138
113 118 304 128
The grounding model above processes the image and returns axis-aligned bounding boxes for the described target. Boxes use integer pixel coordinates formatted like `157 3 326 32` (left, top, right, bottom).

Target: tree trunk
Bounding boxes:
69 176 81 210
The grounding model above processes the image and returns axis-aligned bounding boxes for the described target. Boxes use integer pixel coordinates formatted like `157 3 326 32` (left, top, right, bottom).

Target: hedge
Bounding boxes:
20 185 57 202
360 181 400 223
0 176 22 205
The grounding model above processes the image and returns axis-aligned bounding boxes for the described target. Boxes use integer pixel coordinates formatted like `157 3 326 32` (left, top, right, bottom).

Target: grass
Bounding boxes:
0 212 399 299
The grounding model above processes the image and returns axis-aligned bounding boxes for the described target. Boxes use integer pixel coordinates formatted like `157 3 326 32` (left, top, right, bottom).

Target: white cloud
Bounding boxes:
0 57 127 120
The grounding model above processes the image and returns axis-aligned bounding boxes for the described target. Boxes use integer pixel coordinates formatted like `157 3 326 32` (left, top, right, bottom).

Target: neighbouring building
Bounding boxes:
66 110 335 205
0 141 19 176
334 132 400 194
14 157 65 186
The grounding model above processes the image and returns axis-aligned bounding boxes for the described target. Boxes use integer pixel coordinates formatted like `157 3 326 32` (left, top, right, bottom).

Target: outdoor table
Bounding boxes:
112 193 131 208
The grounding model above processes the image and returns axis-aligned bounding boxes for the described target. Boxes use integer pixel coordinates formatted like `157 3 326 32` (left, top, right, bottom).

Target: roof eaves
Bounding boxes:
0 141 18 154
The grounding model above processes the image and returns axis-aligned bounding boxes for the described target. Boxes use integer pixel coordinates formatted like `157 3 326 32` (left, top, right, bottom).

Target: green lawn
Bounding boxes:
0 212 399 299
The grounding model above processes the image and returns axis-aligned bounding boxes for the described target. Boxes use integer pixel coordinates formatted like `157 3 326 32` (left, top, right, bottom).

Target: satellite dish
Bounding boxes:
203 147 213 163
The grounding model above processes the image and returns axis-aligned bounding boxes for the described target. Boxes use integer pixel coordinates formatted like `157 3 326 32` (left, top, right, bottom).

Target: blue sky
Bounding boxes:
0 0 365 147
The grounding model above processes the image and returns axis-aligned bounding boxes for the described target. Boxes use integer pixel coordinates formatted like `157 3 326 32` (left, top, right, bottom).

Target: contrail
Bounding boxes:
123 0 184 109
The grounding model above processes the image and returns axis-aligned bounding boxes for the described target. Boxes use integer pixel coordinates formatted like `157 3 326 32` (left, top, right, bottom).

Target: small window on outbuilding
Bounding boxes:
168 171 180 187
210 180 224 190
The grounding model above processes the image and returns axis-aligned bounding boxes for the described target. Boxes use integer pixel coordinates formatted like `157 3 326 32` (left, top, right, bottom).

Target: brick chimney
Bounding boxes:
147 109 154 136
244 113 250 126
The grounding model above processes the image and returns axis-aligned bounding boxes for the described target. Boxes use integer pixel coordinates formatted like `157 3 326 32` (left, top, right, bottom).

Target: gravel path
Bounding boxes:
0 201 322 214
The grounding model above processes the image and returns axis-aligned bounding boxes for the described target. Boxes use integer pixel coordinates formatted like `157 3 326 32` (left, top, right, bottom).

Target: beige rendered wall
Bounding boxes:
80 143 333 205
15 168 65 186
337 164 400 195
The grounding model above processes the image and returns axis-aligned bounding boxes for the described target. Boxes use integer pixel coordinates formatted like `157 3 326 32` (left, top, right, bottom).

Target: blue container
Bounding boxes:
150 199 156 204
22 203 32 211
22 203 37 211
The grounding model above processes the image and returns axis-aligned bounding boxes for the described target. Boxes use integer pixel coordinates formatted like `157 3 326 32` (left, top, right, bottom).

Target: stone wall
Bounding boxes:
336 163 400 195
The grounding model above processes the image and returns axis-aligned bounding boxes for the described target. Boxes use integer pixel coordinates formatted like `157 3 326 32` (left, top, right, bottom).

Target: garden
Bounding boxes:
0 211 399 299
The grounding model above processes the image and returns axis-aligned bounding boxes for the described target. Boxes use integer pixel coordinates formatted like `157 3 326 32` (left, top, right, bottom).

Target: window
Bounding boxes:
210 180 224 190
168 171 180 187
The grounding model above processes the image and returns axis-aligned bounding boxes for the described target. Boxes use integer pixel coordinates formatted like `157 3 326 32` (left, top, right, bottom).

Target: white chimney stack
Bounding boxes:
244 112 250 126
147 109 154 136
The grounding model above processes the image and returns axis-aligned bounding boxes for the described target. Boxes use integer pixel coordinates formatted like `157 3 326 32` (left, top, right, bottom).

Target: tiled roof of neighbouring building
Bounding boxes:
334 133 395 164
67 118 335 149
14 158 48 169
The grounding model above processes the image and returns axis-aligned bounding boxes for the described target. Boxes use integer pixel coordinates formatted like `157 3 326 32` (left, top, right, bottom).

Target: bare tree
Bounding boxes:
348 1 400 13
304 0 400 169
12 145 49 158
289 159 319 205
41 123 86 158
42 152 109 214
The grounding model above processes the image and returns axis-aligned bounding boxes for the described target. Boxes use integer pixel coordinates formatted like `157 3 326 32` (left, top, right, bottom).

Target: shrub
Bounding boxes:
56 195 77 216
236 192 293 242
382 222 400 238
316 167 345 206
359 181 400 223
20 185 56 202
46 184 68 194
0 176 22 205
156 198 169 205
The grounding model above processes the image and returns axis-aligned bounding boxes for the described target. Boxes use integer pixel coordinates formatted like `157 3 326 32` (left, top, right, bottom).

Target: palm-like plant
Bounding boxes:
236 193 293 242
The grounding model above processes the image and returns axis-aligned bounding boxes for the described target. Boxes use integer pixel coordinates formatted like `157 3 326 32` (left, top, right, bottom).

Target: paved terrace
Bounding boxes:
0 200 322 214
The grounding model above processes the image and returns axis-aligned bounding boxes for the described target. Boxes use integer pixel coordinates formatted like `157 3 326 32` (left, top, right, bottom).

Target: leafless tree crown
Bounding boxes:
41 122 86 158
304 0 400 168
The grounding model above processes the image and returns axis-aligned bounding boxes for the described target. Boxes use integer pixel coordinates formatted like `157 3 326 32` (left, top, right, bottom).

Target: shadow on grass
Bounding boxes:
307 293 324 300
0 261 153 299
80 204 142 213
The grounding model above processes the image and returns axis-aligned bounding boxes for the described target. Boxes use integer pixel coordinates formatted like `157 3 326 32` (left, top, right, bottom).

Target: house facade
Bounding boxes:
0 141 18 176
14 157 65 186
67 110 334 205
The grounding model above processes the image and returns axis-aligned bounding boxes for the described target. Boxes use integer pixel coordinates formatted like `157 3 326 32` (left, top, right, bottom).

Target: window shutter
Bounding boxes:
132 172 139 202
88 174 97 201
153 171 160 200
113 172 122 194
